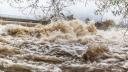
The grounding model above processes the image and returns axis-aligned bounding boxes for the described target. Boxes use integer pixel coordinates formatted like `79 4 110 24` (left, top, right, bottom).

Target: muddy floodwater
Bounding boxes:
0 20 128 72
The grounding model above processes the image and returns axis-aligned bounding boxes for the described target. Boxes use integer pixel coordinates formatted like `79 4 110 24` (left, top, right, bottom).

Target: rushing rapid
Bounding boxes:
0 20 128 72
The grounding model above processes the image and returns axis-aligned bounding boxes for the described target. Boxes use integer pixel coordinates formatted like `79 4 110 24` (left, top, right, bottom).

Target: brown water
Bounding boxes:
0 20 128 72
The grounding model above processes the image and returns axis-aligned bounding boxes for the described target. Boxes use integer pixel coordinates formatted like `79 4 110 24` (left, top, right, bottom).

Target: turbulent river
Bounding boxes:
0 20 128 72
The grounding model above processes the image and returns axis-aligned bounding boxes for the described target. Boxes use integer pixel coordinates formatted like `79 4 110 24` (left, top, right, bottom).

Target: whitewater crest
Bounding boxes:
4 20 96 40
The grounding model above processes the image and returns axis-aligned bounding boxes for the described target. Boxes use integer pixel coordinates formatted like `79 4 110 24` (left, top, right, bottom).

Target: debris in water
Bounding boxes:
82 43 109 61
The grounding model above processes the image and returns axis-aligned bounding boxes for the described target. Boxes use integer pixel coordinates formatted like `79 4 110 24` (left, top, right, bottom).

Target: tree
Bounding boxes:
4 0 128 22
95 0 128 18
6 0 78 20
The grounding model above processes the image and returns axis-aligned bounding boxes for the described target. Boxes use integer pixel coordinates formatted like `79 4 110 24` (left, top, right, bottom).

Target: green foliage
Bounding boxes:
95 0 128 17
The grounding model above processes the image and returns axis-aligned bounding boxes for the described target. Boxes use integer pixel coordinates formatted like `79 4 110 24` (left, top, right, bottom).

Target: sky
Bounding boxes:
0 0 122 24
0 1 35 19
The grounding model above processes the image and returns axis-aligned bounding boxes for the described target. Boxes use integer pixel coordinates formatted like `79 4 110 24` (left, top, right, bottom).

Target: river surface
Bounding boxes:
0 20 128 72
